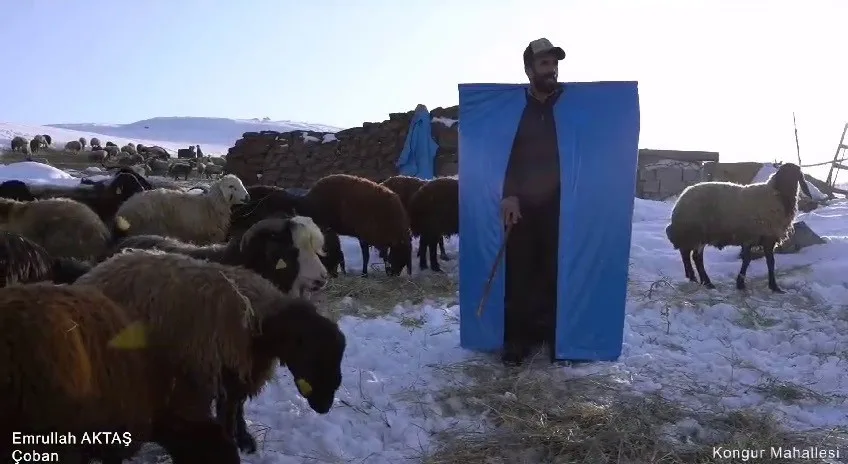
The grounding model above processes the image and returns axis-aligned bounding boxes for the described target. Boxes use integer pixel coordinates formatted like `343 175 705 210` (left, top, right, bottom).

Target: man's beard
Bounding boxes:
532 73 558 93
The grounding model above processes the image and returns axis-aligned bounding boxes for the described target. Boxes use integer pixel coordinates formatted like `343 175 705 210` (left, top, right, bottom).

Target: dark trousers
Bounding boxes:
503 193 560 349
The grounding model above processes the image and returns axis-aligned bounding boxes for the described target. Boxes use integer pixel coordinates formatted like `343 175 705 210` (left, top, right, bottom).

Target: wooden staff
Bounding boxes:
476 222 514 318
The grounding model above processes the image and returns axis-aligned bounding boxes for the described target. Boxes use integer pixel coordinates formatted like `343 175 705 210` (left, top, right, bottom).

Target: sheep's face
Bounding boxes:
385 242 412 276
274 305 346 414
319 229 344 278
289 218 329 296
217 175 250 205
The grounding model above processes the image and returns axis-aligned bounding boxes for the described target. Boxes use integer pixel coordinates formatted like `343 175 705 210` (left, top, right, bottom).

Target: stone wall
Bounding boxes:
224 106 718 201
224 106 458 188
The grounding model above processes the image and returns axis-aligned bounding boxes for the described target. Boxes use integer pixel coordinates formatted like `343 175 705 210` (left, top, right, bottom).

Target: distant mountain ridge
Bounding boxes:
47 116 342 147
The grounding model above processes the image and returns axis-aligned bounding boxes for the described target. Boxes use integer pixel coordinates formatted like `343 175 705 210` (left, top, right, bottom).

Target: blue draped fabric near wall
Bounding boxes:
396 105 439 180
458 82 640 361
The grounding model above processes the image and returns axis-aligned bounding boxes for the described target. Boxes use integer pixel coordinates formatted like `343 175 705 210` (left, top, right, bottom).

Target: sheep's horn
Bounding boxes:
239 216 290 251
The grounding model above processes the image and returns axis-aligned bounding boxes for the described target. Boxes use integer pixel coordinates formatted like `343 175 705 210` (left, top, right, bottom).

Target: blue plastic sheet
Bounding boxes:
396 105 439 179
458 82 640 361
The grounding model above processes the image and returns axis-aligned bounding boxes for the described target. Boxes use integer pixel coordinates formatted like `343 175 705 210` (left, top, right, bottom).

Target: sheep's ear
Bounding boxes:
108 321 147 349
276 258 287 270
296 378 312 396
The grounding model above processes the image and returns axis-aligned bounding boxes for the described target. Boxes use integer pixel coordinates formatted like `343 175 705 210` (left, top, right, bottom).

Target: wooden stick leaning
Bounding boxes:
476 222 514 318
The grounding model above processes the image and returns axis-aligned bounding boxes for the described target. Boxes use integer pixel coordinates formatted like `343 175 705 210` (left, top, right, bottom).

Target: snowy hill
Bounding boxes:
0 117 339 158
47 116 342 148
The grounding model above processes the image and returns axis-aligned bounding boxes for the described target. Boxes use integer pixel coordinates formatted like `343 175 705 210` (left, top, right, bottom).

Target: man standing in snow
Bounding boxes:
500 38 565 366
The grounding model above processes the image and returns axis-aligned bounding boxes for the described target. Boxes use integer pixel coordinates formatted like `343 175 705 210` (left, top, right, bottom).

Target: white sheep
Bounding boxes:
114 174 249 245
665 163 813 293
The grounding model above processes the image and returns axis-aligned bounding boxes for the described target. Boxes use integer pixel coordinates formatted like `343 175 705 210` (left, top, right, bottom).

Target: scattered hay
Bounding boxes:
316 272 458 319
425 360 843 464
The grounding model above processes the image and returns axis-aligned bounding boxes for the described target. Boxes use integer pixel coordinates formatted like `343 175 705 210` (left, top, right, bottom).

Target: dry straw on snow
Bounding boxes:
317 272 457 319
425 360 844 464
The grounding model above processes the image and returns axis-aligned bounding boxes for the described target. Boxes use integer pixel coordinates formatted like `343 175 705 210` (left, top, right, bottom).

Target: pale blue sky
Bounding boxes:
2 0 847 172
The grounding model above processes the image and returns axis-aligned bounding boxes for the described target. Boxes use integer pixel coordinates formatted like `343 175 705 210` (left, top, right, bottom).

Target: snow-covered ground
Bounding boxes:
0 117 340 158
2 162 847 462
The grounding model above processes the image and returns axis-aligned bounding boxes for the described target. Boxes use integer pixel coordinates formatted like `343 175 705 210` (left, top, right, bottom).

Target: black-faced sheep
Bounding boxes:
42 134 52 146
78 136 87 149
112 216 328 296
113 173 249 245
28 138 40 154
228 187 346 276
0 197 112 262
0 283 241 464
408 176 458 273
10 136 28 152
303 173 412 276
666 162 813 293
74 250 347 454
380 175 448 262
0 180 36 201
64 168 154 222
64 140 82 151
0 231 92 286
90 137 102 149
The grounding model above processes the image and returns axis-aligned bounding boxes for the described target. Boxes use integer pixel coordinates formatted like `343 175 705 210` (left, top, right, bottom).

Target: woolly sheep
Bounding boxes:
64 140 82 151
112 216 329 296
104 145 120 157
113 173 249 245
78 136 87 149
42 134 52 146
0 284 241 464
380 175 448 262
169 162 193 180
105 141 117 147
90 137 102 149
229 185 346 276
304 173 412 276
147 158 170 175
408 176 458 273
121 144 137 155
74 250 347 453
0 231 92 286
666 162 813 293
0 180 35 201
204 163 224 179
10 136 27 152
88 149 108 163
0 197 112 261
28 138 40 154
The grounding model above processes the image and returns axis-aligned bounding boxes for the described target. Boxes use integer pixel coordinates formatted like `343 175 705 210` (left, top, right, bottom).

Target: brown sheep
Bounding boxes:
0 283 240 464
78 136 87 149
0 197 112 261
88 149 108 163
303 173 412 276
90 137 102 149
408 176 458 272
75 250 347 454
64 140 82 152
380 175 448 262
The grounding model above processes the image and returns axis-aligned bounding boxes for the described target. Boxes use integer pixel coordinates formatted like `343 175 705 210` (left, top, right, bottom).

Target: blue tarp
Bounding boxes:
396 105 439 180
458 82 640 361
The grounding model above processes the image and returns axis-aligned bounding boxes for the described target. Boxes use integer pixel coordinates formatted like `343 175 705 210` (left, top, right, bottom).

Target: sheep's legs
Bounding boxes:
691 246 715 289
428 236 443 273
418 240 429 270
763 240 784 293
679 249 697 282
358 240 370 276
736 246 753 290
438 237 450 261
216 370 257 453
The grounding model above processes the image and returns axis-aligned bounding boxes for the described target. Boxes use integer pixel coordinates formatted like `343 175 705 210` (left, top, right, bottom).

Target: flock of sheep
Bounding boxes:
0 124 815 464
0 158 458 462
9 134 226 180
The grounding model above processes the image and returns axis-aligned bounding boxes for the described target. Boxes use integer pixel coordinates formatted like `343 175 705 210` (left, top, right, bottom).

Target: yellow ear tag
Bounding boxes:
276 259 287 270
296 378 312 397
115 187 122 195
108 321 148 349
115 216 131 231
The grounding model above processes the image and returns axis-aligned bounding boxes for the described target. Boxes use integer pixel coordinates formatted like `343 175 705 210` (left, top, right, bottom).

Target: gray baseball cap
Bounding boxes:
523 38 566 65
